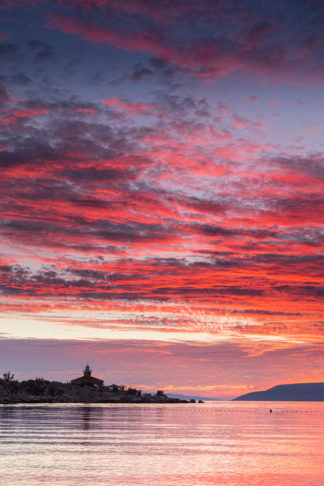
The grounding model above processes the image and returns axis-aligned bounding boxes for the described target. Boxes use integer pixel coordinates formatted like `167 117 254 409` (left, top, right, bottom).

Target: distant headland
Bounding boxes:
234 382 324 401
0 365 198 404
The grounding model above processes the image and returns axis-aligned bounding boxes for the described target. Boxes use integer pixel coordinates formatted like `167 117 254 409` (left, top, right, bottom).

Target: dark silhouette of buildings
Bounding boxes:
71 364 103 387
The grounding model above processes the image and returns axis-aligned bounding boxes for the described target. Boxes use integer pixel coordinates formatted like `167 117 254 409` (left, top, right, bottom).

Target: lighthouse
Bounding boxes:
83 364 91 378
71 364 104 387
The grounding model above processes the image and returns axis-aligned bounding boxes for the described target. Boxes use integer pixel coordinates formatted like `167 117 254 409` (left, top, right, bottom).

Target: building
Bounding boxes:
71 364 104 387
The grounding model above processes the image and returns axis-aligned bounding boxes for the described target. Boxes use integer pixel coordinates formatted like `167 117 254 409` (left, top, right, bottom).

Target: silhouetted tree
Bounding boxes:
3 371 15 382
126 387 141 395
21 379 46 395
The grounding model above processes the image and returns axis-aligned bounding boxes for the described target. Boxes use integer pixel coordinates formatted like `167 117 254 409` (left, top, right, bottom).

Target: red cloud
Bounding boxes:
103 98 156 114
1 107 48 126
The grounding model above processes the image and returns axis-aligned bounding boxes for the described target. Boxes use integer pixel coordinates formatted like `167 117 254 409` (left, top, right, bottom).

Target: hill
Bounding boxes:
234 382 324 401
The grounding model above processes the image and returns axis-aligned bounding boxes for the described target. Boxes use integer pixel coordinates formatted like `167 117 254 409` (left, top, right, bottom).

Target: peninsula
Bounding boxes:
0 367 192 404
234 382 324 401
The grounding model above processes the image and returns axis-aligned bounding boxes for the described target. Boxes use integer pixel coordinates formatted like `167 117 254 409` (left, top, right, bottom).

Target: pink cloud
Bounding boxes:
102 98 156 115
1 107 48 126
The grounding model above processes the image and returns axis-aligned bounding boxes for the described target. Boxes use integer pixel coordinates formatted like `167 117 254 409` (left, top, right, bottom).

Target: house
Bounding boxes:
71 364 104 387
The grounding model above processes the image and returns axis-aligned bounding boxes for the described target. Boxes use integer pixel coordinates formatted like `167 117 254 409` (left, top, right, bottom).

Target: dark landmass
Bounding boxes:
167 393 218 401
0 375 191 404
234 382 324 401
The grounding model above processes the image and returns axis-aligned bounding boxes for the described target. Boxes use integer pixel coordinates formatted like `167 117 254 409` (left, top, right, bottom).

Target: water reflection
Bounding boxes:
80 406 97 430
0 402 324 485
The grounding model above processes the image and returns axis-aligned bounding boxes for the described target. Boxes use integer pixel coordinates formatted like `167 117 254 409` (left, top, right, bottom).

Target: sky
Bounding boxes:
0 0 323 399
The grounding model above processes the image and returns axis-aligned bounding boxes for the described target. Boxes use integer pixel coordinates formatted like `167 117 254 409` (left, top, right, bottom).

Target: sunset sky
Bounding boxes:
0 0 323 399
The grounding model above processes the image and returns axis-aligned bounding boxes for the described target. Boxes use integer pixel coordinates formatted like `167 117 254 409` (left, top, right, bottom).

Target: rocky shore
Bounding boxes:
0 376 192 404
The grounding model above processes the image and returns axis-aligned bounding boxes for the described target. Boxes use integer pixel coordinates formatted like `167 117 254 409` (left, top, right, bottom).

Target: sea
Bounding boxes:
0 401 323 486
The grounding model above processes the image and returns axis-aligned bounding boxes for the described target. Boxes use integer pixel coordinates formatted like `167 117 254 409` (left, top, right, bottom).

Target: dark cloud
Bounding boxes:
184 196 229 215
68 268 108 280
0 142 59 169
197 224 278 240
25 40 55 61
198 224 235 237
43 0 324 81
153 286 265 297
130 62 153 81
96 221 171 242
272 195 324 217
0 85 11 102
63 167 136 183
10 72 31 85
274 284 324 298
273 154 324 181
230 309 304 316
27 40 48 50
0 43 18 57
35 45 55 62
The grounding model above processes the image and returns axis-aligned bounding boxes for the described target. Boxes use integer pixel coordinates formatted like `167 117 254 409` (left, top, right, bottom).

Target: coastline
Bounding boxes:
0 377 192 404
0 396 190 405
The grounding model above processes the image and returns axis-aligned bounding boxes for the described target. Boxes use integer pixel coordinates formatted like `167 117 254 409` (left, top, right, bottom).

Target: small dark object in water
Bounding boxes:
270 409 272 413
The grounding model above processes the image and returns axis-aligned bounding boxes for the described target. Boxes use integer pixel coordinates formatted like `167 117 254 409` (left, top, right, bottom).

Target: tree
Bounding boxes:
21 379 46 395
127 386 141 395
3 371 15 382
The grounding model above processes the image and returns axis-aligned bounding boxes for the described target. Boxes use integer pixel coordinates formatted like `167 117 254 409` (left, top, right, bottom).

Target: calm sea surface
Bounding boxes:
1 401 324 485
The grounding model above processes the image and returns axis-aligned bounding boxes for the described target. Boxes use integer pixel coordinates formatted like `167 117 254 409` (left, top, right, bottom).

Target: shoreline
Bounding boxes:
0 376 196 404
0 397 191 405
